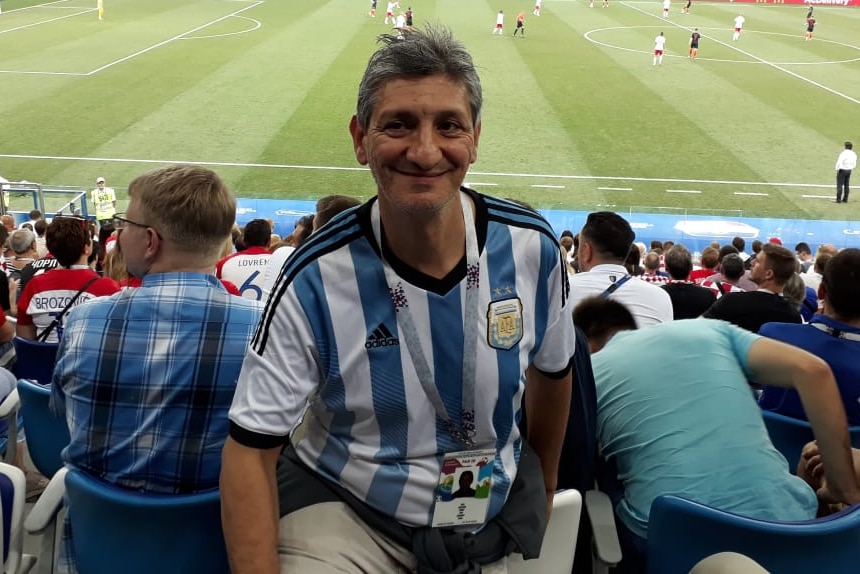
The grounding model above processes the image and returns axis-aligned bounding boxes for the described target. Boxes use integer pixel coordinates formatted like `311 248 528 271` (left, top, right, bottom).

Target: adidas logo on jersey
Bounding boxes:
365 323 400 349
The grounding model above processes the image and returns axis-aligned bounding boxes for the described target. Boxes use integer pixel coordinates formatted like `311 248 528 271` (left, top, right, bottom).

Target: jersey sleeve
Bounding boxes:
228 283 322 448
531 235 576 376
16 282 35 326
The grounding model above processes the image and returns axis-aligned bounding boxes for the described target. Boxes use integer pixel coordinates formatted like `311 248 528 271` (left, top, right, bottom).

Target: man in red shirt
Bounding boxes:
17 217 119 343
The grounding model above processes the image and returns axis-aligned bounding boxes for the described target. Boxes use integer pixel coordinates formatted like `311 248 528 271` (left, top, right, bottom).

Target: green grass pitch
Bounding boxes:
0 0 858 220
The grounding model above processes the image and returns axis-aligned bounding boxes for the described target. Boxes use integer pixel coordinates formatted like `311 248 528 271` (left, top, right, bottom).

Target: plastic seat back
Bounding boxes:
12 338 59 386
64 469 230 574
0 462 30 574
16 379 69 478
648 495 860 574
507 489 583 574
762 410 860 469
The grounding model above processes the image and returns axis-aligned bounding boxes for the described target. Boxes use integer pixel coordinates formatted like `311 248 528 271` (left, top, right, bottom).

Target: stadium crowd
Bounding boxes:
0 23 858 574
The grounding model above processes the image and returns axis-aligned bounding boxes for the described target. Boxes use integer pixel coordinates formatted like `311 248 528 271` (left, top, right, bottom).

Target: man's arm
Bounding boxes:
15 322 36 340
524 364 572 513
746 337 860 504
220 438 282 574
0 319 12 344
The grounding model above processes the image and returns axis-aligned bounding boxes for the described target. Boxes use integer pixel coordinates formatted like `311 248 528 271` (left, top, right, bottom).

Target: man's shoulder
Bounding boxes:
759 318 805 333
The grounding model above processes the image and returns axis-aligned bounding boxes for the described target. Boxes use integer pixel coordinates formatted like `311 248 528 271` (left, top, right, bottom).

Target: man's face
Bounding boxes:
577 231 595 272
749 253 769 285
119 197 153 278
349 75 480 217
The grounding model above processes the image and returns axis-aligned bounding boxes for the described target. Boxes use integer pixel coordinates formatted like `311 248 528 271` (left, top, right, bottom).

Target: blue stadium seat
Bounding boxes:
12 338 59 386
16 379 69 478
0 462 36 573
63 469 230 574
761 410 860 470
647 495 860 574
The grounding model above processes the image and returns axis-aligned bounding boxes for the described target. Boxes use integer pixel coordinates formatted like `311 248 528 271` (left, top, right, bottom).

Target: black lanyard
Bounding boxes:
600 275 631 298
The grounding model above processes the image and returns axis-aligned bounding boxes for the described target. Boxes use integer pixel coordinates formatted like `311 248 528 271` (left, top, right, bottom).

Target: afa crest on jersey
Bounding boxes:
487 297 523 350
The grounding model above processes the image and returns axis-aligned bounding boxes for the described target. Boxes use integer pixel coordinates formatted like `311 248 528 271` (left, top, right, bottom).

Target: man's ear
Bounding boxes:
143 228 161 262
349 115 369 166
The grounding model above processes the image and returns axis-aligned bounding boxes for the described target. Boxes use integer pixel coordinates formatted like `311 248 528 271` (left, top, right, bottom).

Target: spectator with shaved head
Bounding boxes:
640 251 669 285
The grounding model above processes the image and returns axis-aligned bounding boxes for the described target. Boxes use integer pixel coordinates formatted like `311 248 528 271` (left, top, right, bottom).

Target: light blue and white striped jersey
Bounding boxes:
229 189 575 527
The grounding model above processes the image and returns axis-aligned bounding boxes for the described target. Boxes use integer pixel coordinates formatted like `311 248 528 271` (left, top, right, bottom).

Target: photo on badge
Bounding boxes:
431 449 495 528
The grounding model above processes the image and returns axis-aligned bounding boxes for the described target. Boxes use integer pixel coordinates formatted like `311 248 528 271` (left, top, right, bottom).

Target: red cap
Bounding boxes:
768 237 782 245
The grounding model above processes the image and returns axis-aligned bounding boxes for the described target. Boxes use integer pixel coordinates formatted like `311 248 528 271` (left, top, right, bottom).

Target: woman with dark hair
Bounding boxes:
625 244 644 276
16 217 120 342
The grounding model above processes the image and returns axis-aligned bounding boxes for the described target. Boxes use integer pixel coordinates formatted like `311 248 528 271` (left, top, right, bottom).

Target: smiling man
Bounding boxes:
221 25 576 574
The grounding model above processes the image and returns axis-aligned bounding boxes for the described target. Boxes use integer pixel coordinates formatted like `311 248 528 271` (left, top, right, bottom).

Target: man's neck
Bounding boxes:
823 306 860 329
756 280 783 294
581 258 624 273
378 199 469 280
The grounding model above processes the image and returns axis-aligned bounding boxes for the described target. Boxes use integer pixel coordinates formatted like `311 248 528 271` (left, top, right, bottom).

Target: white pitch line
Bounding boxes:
667 189 701 194
802 195 836 199
0 153 838 190
0 8 95 36
464 182 498 187
0 69 87 76
621 2 860 107
180 16 262 40
85 1 265 76
0 0 76 15
734 192 770 196
531 184 566 189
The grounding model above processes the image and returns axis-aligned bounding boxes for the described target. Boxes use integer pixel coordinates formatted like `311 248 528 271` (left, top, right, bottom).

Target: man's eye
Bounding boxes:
439 121 464 133
383 121 408 132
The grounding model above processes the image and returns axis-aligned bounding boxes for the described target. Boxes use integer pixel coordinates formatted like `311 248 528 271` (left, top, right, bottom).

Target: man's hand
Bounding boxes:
798 441 860 505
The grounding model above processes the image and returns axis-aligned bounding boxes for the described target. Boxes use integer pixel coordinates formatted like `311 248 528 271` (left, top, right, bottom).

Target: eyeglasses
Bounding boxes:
113 213 150 231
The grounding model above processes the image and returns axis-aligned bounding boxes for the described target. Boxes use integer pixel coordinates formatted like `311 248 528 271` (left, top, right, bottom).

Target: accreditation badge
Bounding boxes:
487 298 523 350
431 449 495 528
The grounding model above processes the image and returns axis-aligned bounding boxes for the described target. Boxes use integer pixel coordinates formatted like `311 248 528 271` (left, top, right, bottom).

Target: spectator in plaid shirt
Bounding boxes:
51 165 264 574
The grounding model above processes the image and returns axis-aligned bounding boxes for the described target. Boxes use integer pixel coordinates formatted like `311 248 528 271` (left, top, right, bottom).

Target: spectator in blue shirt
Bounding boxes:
759 248 860 424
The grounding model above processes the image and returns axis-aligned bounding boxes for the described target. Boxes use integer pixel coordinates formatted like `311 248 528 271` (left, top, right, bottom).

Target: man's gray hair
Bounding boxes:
356 24 483 129
10 229 36 255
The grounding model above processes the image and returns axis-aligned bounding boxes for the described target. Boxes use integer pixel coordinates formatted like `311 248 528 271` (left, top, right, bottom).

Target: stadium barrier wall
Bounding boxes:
234 198 860 251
